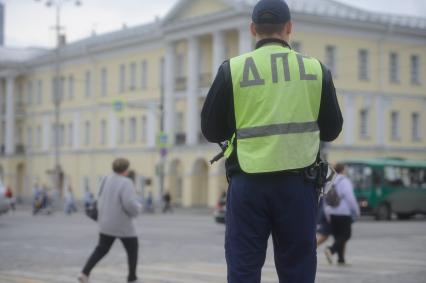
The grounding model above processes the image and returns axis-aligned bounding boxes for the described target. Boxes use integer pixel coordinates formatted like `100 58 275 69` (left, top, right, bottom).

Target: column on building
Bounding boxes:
5 76 15 155
343 94 355 145
186 36 200 146
164 42 176 145
238 25 252 54
73 112 80 150
212 30 226 76
147 104 157 148
108 111 117 149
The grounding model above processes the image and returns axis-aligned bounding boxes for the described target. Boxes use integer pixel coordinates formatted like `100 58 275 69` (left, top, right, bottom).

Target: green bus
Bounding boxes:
341 158 426 220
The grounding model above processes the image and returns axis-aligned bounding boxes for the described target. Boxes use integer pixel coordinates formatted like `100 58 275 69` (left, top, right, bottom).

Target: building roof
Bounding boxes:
239 0 426 30
2 0 426 69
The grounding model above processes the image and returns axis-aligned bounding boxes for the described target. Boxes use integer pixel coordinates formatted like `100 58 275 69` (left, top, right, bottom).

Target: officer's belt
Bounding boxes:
237 121 319 139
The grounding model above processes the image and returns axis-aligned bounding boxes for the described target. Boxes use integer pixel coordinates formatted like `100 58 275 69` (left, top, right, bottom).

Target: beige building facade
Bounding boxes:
0 0 425 207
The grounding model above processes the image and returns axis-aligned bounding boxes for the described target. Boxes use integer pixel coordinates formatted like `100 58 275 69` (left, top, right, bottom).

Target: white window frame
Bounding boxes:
390 52 400 83
36 126 42 148
141 60 148 90
118 118 125 144
100 120 107 145
358 49 369 81
129 117 137 143
412 112 421 141
141 116 147 143
27 81 33 105
68 75 74 100
130 62 137 91
37 80 43 105
84 121 91 146
67 123 73 147
359 109 369 139
391 111 400 141
119 64 126 93
85 71 92 97
101 68 108 97
410 55 420 85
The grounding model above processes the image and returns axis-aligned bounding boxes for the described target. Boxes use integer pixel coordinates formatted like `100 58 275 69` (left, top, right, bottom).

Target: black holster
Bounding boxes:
303 158 329 197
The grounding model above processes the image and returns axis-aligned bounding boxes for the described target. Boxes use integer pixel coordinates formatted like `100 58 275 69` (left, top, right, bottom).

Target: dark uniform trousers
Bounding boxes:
225 172 318 283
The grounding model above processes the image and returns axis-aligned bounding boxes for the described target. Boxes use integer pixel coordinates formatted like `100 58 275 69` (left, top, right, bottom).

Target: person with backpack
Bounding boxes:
324 163 360 265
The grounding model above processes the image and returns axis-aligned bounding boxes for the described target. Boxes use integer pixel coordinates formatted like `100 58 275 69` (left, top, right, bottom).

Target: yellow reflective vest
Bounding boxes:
226 44 323 173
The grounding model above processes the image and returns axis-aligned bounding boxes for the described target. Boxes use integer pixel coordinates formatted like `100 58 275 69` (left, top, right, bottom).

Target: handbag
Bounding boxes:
85 177 107 221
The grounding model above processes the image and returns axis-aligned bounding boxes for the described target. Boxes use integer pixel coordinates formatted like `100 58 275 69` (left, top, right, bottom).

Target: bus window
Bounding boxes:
346 164 372 189
385 166 426 189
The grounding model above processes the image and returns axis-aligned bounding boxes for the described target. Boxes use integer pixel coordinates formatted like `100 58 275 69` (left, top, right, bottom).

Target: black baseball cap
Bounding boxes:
252 0 291 24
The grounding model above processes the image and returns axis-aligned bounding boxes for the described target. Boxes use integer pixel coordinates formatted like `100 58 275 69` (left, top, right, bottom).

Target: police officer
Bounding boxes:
201 0 343 282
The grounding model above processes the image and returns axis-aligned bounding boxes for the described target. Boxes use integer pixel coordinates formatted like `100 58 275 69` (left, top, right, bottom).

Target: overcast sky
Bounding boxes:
2 0 426 48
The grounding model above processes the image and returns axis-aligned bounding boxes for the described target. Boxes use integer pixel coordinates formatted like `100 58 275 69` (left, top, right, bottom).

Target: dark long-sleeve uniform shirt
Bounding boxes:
201 38 343 176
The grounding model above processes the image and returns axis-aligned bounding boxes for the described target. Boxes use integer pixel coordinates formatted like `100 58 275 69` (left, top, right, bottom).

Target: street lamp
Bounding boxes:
34 0 82 197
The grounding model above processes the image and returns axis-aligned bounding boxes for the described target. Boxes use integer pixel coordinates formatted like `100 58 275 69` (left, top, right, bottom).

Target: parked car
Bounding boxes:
214 193 227 224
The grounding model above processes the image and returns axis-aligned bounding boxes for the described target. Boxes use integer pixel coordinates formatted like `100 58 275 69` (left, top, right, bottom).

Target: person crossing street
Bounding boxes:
201 0 343 282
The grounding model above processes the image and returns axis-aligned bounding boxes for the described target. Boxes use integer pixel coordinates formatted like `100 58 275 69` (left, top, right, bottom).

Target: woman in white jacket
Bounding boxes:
325 163 360 265
79 158 142 283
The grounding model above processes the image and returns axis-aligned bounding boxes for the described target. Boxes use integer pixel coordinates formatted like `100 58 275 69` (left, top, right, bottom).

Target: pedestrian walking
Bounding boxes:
79 158 142 283
64 186 78 215
162 191 173 213
324 163 360 265
5 186 16 211
201 0 343 282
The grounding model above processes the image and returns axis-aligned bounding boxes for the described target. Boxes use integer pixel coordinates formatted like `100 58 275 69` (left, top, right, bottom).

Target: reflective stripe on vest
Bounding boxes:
229 44 323 173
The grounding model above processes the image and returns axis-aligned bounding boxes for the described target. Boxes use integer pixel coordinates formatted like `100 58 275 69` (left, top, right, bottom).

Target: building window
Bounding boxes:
358 49 369 81
27 127 33 149
412 112 421 141
325 45 337 76
176 53 185 77
119 64 126 93
101 68 108 97
130 62 137 90
36 126 42 148
390 52 400 83
291 41 302 53
118 118 125 144
84 121 91 146
68 75 74 100
391 111 400 141
68 123 73 147
410 55 420 85
100 120 107 145
59 124 65 147
359 109 369 139
141 60 148 90
37 80 43 105
141 116 147 143
85 71 92 97
27 81 33 105
129 117 137 143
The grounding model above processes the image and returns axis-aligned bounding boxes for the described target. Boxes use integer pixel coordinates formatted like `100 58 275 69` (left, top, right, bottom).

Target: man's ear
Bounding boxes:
285 20 293 36
250 22 257 37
